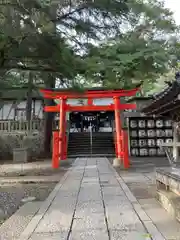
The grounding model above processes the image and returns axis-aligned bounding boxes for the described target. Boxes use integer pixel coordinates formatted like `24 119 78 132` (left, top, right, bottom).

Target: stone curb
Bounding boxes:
0 176 61 184
18 165 73 240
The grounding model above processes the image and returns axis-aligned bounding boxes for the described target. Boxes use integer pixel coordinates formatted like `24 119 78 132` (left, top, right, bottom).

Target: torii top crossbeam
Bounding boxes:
40 87 140 99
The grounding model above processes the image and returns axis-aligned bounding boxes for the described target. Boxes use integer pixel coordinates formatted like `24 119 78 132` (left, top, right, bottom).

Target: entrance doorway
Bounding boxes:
82 114 98 132
70 111 114 132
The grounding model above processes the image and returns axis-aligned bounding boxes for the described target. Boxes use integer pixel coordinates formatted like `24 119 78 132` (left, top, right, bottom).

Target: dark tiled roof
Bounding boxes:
142 77 180 116
127 96 152 103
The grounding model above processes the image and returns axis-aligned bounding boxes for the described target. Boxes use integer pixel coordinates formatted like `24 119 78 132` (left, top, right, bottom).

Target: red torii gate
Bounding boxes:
40 87 139 169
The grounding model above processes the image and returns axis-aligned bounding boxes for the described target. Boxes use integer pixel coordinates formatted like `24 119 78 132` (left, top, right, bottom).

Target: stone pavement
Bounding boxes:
119 168 180 240
19 157 167 240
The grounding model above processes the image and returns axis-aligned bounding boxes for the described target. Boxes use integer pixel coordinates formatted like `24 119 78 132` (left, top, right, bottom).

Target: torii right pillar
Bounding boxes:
113 96 130 169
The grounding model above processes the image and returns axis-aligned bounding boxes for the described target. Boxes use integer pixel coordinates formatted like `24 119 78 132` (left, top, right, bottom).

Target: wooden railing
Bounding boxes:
0 120 60 132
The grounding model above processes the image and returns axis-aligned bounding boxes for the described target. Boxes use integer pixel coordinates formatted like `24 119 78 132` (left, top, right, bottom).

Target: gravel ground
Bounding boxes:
0 159 75 226
0 182 57 225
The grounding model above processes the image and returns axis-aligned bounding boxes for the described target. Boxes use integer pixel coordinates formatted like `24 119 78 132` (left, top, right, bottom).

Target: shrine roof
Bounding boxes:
142 74 180 116
127 96 152 103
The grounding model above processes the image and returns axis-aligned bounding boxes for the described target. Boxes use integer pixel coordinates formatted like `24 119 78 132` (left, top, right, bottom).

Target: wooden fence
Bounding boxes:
0 120 59 132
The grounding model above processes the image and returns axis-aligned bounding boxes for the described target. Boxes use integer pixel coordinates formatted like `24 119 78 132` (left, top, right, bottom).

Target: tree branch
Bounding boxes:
1 65 61 73
52 4 87 22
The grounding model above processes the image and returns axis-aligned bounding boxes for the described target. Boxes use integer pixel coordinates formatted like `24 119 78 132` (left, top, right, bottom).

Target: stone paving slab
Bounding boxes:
110 230 151 240
29 232 67 240
72 213 107 230
139 198 180 240
75 201 104 217
19 157 167 240
69 229 109 240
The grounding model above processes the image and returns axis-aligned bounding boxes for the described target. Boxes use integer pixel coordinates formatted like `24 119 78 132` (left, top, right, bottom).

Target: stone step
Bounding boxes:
69 139 114 143
69 138 113 141
68 132 114 155
68 144 114 148
69 132 113 135
68 149 114 152
69 144 114 146
68 148 114 152
0 201 42 240
68 147 114 151
157 190 180 223
69 139 113 142
68 153 115 157
68 153 114 157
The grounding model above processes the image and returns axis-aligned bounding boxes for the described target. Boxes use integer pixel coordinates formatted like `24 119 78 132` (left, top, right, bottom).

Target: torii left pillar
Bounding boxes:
52 97 66 168
114 96 122 161
59 98 66 160
113 96 130 168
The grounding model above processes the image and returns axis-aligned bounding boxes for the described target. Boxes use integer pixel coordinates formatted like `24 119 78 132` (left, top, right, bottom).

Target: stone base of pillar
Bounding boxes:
113 158 121 167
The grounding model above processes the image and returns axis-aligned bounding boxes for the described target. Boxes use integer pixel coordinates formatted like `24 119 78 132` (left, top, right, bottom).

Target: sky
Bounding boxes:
164 0 180 24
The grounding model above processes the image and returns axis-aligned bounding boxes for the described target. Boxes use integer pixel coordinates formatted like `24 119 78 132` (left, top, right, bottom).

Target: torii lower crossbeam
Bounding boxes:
44 103 136 112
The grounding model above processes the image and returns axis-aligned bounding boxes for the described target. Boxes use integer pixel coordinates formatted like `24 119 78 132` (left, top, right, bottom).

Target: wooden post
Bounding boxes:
59 98 66 161
52 131 59 168
114 96 122 161
113 131 117 158
173 122 179 162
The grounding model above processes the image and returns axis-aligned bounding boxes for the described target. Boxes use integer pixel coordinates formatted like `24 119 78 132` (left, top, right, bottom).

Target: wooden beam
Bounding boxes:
44 105 59 112
67 105 114 112
44 103 136 112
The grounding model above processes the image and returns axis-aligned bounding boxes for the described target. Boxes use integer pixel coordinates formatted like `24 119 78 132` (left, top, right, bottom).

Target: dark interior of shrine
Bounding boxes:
70 111 114 130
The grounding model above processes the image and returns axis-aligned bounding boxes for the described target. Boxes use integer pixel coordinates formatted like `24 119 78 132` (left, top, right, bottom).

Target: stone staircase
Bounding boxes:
68 132 115 157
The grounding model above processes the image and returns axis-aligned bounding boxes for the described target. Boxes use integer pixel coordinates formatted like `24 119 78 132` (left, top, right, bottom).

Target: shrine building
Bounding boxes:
141 75 180 162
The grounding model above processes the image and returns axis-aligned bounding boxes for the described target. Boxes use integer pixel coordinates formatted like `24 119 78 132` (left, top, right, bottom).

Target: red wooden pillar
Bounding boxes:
114 96 122 161
62 134 67 160
59 98 66 161
88 98 93 105
52 131 59 168
120 131 123 158
122 130 130 169
114 133 117 157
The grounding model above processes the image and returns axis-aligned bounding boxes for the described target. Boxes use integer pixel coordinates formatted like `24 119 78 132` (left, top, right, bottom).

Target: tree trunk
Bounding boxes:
43 8 57 156
26 72 33 129
43 75 55 156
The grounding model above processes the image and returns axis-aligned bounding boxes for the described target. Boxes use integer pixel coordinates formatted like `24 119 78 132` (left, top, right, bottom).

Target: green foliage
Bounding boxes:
0 0 130 89
83 0 179 90
85 35 174 89
0 0 179 92
0 0 178 151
